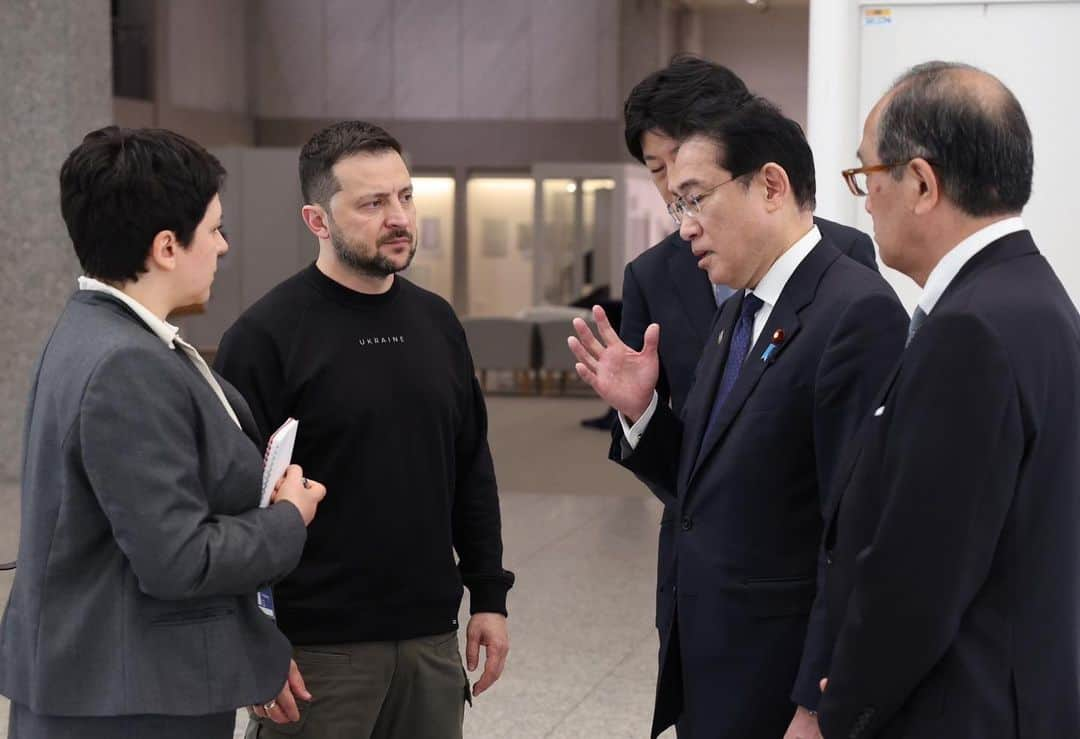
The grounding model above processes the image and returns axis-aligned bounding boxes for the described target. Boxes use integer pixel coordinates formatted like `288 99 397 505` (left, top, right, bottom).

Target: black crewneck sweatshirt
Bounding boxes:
215 264 514 644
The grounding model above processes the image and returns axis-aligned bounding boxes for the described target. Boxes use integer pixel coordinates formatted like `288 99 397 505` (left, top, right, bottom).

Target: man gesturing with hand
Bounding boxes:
570 310 660 425
570 98 906 739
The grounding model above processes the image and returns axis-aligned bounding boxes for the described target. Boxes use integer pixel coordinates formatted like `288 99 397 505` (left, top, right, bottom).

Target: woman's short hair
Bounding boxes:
60 126 225 282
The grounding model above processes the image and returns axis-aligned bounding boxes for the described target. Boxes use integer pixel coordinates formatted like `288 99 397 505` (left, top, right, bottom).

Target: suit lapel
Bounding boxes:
686 242 840 491
221 380 264 447
667 238 718 341
686 303 804 489
679 295 740 493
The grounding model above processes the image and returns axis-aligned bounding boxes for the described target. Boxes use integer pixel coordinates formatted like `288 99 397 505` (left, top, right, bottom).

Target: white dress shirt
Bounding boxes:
916 216 1027 316
620 225 822 447
77 276 241 428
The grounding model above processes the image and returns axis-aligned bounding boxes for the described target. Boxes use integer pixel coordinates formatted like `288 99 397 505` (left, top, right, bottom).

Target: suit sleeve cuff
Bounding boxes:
264 501 309 580
792 683 822 713
618 392 659 449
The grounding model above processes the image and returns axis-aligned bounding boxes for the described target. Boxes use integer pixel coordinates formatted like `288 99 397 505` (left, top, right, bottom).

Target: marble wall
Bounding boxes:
0 0 112 482
252 0 621 121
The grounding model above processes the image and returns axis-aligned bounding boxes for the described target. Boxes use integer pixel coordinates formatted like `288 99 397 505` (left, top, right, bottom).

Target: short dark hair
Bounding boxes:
623 54 751 164
59 126 225 283
680 96 817 210
299 121 403 208
878 61 1033 216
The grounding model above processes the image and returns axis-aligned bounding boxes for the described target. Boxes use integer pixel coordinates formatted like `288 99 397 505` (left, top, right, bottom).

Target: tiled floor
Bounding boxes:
0 397 676 738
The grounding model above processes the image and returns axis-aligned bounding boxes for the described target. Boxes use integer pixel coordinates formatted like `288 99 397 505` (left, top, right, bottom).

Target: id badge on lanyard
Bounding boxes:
257 587 276 620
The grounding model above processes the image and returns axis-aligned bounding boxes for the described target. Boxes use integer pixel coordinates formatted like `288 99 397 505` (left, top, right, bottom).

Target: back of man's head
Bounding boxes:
680 96 817 211
879 61 1033 217
300 120 402 210
623 54 751 163
60 126 225 283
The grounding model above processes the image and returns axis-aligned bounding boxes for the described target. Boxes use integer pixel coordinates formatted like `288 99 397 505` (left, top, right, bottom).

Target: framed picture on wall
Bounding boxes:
482 218 510 258
420 217 442 256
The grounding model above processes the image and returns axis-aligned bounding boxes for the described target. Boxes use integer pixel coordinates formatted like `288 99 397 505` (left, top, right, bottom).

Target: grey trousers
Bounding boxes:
246 631 469 739
8 701 235 739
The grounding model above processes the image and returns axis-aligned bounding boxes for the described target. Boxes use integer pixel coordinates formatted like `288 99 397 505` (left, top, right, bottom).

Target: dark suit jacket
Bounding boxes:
619 217 878 419
614 238 907 738
819 231 1080 739
0 292 307 718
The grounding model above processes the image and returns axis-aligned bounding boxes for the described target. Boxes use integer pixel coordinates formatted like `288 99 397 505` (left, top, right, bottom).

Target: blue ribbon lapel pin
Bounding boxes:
761 328 785 362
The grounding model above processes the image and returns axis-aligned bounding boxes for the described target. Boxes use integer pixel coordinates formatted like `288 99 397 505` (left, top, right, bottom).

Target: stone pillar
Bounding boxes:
0 0 112 483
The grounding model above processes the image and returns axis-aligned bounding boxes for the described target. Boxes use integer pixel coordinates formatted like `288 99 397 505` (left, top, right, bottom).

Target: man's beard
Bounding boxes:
329 222 417 278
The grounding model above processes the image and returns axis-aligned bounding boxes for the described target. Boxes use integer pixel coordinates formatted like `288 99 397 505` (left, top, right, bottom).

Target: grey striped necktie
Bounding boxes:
907 307 928 347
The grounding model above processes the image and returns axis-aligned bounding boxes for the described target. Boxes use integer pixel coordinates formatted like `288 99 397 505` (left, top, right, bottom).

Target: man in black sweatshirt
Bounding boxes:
216 121 514 739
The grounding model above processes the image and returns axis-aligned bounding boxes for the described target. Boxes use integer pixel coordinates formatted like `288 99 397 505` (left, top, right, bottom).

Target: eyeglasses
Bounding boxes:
667 176 738 225
841 159 937 196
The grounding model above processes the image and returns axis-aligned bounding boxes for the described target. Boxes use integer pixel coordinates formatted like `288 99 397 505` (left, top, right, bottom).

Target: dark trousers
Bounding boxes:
247 631 469 739
8 702 234 739
658 606 802 739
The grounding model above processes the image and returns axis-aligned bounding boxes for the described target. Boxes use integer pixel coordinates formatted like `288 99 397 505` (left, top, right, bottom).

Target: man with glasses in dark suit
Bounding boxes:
818 61 1080 739
602 57 886 739
571 92 907 738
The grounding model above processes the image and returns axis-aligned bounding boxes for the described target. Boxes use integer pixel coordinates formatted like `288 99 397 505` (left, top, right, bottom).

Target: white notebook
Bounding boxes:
260 417 298 509
257 417 299 620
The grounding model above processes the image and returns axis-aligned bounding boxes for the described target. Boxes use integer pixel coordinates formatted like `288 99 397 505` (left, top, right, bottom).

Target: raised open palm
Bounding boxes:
567 305 660 422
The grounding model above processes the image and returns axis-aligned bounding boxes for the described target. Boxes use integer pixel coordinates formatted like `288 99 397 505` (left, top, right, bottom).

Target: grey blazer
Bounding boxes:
0 291 307 717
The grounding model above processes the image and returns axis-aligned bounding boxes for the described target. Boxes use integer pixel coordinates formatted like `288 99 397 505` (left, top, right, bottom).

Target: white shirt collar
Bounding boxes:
918 216 1026 315
746 224 821 307
77 276 181 349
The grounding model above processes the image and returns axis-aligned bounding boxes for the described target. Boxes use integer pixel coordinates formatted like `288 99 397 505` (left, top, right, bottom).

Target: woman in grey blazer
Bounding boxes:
0 127 327 739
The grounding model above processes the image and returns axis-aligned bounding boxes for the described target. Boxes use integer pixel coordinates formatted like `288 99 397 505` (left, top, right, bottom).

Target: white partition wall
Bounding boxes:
808 0 1080 311
807 0 863 227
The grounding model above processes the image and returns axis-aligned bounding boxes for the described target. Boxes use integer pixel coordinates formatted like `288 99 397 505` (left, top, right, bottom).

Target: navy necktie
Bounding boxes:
701 292 764 452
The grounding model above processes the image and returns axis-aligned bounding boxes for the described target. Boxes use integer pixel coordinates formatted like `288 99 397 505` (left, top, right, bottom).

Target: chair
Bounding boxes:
516 304 590 322
536 317 595 395
461 317 539 393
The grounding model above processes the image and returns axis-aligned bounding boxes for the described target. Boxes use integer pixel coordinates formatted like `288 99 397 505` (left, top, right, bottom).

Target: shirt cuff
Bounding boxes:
618 392 659 449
